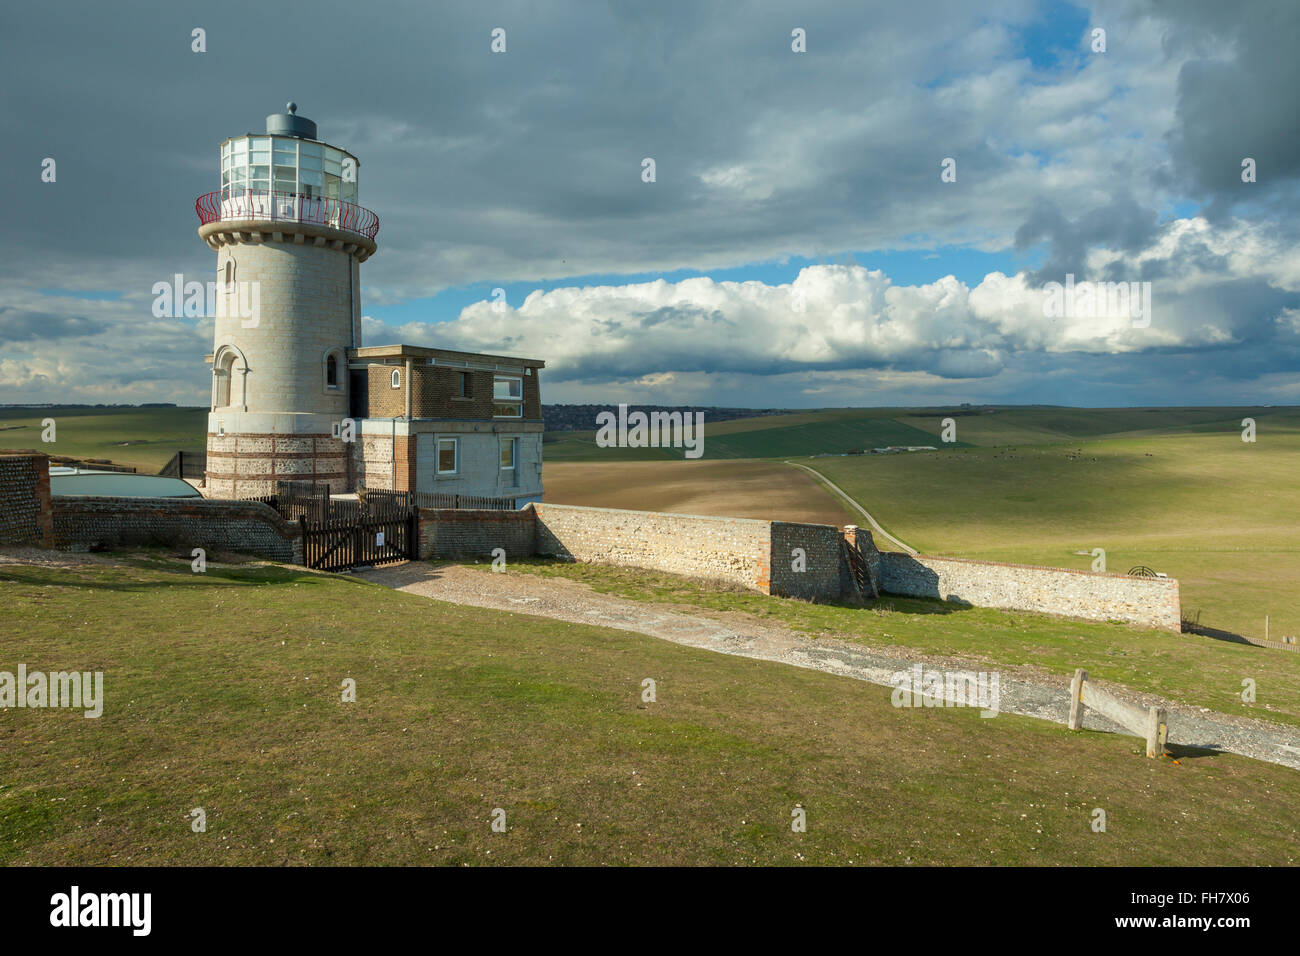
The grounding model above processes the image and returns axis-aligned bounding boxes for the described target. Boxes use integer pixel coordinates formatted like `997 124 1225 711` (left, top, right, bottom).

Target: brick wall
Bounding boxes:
366 364 405 418
364 364 542 421
877 551 1182 631
418 508 537 559
769 520 844 600
0 453 53 546
52 496 302 564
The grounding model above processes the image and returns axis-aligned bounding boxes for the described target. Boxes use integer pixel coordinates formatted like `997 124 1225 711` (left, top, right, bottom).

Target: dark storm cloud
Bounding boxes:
0 308 103 343
0 0 1296 405
1150 0 1300 219
1016 194 1160 285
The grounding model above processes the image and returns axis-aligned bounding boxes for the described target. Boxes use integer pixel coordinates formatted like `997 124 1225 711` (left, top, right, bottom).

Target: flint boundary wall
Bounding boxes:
0 451 1181 631
52 495 302 564
0 453 53 547
418 503 1180 630
531 503 773 591
876 550 1181 632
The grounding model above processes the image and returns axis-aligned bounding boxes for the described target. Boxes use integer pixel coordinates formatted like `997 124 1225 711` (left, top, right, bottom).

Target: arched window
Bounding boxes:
223 258 236 293
391 368 401 389
326 354 338 387
214 350 235 408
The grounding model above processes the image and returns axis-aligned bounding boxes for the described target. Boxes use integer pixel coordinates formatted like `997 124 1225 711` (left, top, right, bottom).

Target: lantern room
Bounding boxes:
218 102 359 203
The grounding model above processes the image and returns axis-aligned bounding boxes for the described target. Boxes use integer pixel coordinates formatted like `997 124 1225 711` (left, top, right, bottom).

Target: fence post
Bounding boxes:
1068 668 1087 730
1146 706 1166 758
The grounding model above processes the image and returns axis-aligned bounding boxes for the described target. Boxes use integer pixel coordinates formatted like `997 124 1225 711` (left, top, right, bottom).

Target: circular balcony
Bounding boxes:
196 190 381 246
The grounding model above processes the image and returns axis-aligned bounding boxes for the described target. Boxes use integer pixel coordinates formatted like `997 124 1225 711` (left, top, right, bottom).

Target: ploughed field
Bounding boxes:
543 460 855 527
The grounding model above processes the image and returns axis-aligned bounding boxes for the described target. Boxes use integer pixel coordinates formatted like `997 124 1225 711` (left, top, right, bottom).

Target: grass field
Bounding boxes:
543 407 966 460
542 405 1294 461
2 555 1297 866
804 423 1300 643
543 460 856 526
494 559 1300 729
0 406 207 473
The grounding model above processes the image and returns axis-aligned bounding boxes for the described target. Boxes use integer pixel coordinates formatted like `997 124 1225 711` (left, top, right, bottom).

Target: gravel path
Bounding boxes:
360 561 1300 772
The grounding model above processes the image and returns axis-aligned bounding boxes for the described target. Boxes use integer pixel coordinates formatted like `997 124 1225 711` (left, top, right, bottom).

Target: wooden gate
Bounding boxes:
300 505 416 572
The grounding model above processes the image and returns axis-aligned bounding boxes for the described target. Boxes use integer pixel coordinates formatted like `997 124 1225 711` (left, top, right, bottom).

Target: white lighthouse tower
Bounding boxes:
196 102 379 497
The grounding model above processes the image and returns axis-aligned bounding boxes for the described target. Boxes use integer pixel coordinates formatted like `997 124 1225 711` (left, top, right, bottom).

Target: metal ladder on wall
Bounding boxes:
840 536 878 600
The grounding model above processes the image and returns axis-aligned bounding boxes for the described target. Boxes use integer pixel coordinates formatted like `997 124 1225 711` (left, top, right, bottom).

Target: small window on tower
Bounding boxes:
391 368 402 389
458 371 471 397
326 355 338 387
224 259 235 293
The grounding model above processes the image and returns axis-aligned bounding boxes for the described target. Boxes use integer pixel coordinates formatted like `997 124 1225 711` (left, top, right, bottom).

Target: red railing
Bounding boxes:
195 189 380 241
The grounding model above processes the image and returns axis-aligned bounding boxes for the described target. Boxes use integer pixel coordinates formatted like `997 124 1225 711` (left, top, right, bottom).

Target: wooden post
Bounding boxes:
1146 706 1166 758
1068 669 1087 730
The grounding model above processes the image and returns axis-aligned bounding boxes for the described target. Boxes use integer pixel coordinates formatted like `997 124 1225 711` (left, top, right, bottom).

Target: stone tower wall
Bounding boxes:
204 232 364 497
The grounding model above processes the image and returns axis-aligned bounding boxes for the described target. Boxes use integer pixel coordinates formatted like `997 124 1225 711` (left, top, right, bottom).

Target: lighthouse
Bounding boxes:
196 102 379 497
195 103 545 505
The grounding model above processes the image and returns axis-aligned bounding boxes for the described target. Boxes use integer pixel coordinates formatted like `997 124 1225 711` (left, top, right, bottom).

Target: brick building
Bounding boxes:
197 103 544 503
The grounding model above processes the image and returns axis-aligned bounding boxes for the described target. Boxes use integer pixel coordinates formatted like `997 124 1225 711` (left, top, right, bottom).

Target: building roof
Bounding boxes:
350 344 545 369
50 469 202 498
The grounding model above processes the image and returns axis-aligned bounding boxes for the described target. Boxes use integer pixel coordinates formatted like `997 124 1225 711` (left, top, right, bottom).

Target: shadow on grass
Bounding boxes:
0 554 324 593
1164 742 1226 762
1185 621 1298 652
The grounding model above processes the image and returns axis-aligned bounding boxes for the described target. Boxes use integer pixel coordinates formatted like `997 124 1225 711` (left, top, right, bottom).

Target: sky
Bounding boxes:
1 0 1298 408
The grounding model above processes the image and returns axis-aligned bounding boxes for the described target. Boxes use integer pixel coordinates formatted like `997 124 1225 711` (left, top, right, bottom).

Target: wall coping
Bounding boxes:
881 549 1179 586
533 501 775 527
52 494 300 539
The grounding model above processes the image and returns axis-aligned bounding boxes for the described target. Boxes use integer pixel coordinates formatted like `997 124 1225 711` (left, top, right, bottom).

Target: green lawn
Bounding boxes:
2 555 1296 866
0 406 207 472
490 559 1300 729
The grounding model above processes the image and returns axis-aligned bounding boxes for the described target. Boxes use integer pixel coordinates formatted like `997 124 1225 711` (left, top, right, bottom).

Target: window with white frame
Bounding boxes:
391 368 401 389
493 375 522 417
437 437 458 475
500 437 517 470
221 136 357 202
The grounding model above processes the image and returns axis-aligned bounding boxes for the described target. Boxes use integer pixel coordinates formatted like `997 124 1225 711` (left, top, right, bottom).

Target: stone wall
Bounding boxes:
877 551 1182 631
52 496 302 564
418 507 536 559
533 503 773 592
0 453 53 547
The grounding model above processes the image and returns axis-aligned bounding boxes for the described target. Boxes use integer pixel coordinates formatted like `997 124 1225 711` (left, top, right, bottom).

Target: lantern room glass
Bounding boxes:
220 135 358 203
